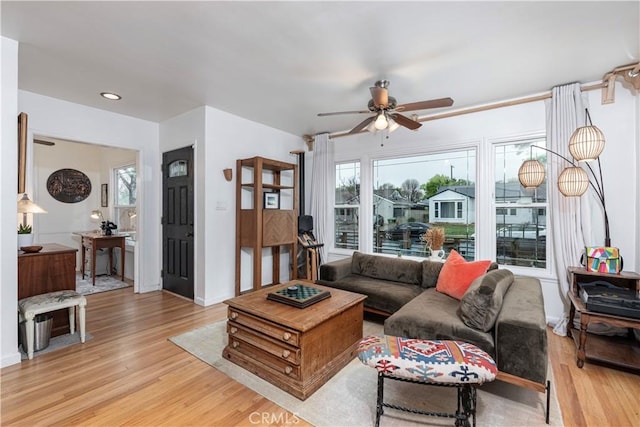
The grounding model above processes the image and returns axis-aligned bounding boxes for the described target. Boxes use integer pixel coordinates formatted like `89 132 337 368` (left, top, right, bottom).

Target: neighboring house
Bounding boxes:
427 186 476 224
495 182 548 226
373 194 394 225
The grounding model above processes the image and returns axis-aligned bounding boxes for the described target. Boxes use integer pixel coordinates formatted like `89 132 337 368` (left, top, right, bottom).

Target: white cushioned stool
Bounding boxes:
18 290 87 360
358 334 497 427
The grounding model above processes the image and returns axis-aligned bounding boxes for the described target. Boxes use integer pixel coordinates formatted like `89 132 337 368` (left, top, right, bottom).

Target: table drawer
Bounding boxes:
227 336 301 380
228 321 300 364
228 308 300 346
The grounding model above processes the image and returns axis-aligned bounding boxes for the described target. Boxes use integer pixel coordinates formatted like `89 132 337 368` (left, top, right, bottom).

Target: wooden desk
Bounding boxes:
78 232 125 285
18 243 77 337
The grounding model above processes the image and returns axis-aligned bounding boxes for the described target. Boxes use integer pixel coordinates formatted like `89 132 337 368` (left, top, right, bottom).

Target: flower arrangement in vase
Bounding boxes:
421 227 446 260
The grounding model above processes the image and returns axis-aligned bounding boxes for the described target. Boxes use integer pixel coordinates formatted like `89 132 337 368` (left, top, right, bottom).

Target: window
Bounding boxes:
114 164 136 206
494 139 547 268
113 163 137 230
335 162 360 250
372 150 476 259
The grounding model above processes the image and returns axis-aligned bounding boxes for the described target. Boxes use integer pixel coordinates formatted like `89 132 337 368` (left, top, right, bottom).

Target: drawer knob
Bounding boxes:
230 327 238 334
283 332 291 341
230 312 238 320
232 340 239 348
282 350 291 358
284 366 293 375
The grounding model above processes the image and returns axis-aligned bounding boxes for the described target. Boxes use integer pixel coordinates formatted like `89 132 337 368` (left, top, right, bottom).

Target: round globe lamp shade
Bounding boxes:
568 125 605 162
518 160 546 189
557 166 589 196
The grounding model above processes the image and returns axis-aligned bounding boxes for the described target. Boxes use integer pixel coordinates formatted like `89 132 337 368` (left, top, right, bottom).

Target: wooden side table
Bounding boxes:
567 267 640 371
18 243 77 337
78 232 126 285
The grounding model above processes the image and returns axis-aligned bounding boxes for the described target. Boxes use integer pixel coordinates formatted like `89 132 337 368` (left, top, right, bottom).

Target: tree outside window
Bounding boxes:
115 164 136 206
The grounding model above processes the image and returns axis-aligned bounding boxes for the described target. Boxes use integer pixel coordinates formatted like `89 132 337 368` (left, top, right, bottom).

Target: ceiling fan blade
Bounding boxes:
348 116 375 135
318 110 371 117
390 113 422 131
370 86 389 108
395 97 454 112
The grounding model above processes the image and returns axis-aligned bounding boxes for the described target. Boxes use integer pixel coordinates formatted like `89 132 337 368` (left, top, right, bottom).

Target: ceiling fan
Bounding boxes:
318 80 454 135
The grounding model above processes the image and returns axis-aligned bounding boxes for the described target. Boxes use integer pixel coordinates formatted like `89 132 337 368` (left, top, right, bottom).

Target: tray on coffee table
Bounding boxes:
267 283 331 308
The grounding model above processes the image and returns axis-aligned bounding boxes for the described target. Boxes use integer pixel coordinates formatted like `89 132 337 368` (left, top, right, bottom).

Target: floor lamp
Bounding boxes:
517 109 610 246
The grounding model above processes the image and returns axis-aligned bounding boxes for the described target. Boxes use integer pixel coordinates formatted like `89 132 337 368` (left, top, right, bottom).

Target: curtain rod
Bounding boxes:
305 62 639 142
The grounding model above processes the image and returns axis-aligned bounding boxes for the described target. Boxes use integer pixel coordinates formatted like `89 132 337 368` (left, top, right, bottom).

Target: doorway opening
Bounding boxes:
32 136 140 294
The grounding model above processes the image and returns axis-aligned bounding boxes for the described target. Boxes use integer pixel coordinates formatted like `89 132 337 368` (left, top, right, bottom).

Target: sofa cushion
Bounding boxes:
435 250 492 300
384 289 495 357
495 276 548 385
421 259 445 288
317 274 423 314
458 269 514 332
351 251 423 286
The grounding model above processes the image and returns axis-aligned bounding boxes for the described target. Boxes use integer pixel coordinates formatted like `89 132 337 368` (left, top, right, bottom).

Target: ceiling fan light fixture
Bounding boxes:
365 120 377 133
387 117 400 133
374 113 388 130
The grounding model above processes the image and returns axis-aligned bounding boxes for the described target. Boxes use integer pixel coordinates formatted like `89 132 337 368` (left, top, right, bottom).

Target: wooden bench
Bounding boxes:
358 334 497 427
18 290 87 360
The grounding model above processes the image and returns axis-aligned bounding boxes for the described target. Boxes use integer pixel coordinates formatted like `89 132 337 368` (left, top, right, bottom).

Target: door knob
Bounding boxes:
185 232 194 237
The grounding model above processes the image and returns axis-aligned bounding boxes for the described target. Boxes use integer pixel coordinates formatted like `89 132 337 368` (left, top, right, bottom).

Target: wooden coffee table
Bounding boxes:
222 281 366 400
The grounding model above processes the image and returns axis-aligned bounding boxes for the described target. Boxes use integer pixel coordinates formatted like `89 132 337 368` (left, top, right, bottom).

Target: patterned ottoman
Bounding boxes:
357 334 497 427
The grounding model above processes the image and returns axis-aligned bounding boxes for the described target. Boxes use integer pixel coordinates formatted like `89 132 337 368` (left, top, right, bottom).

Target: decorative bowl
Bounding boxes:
20 245 43 253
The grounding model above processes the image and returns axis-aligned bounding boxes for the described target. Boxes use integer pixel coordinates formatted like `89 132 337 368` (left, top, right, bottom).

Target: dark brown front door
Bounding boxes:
162 146 194 299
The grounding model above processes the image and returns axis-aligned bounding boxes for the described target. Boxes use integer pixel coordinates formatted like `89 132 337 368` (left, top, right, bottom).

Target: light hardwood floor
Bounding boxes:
2 287 639 426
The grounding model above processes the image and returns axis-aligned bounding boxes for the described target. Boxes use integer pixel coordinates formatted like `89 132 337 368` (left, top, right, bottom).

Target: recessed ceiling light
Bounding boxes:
100 92 121 100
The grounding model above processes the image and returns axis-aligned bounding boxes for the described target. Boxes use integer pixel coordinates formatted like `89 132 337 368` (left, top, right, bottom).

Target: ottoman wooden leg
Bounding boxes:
24 315 35 360
375 372 384 427
79 303 86 343
68 306 76 334
455 385 476 427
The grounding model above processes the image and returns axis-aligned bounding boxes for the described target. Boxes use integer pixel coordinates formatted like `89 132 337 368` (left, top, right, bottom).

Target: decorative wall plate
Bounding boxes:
46 168 92 203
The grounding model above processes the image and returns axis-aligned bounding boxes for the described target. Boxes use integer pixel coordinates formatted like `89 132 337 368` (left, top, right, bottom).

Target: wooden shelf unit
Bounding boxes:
567 267 640 371
235 156 298 295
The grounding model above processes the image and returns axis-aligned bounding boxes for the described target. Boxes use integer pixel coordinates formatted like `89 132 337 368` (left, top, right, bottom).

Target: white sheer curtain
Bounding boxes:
547 83 591 336
310 133 332 264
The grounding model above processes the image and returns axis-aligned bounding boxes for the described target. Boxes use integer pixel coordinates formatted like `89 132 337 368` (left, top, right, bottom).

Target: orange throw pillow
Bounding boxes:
435 250 492 300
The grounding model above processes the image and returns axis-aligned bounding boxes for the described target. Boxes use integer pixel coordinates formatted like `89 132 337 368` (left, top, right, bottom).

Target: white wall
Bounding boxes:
19 90 160 297
0 85 160 367
159 107 206 304
33 140 137 268
160 106 305 306
329 82 639 325
1 37 21 367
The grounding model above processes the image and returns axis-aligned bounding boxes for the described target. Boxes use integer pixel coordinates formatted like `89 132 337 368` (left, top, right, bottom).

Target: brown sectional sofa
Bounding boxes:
317 251 550 417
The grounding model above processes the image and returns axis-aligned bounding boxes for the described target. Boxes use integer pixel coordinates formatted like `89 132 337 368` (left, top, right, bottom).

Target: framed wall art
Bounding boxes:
18 112 27 194
46 168 92 203
264 192 280 209
101 183 108 207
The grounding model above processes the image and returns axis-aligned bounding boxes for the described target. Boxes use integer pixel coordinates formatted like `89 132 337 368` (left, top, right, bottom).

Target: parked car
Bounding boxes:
385 222 431 241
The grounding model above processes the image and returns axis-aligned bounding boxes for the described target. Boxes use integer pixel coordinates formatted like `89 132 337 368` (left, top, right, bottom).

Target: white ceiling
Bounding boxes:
2 1 638 137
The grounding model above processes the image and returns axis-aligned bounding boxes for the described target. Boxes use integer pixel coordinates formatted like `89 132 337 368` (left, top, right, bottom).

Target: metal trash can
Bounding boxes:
19 314 53 352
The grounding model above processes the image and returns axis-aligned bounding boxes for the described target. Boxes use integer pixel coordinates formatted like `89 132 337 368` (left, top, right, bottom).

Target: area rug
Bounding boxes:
20 331 93 360
170 321 563 426
76 272 130 295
